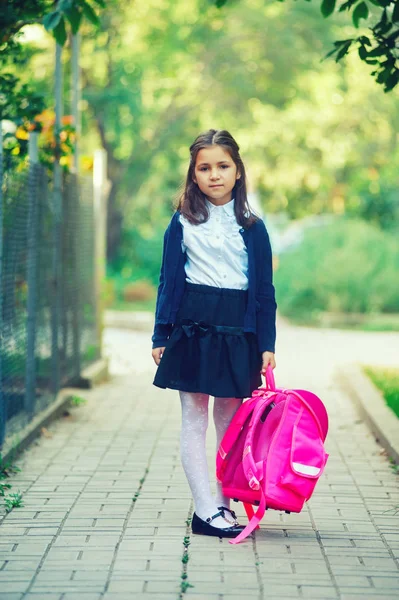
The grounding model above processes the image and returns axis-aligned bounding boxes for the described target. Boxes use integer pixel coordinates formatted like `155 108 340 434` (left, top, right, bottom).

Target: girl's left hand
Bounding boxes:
261 351 276 374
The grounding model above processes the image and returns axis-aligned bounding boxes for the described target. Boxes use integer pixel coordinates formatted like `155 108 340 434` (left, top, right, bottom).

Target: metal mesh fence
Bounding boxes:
0 163 100 446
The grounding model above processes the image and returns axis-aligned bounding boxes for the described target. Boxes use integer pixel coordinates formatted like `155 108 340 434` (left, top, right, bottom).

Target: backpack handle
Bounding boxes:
264 364 276 391
254 364 276 394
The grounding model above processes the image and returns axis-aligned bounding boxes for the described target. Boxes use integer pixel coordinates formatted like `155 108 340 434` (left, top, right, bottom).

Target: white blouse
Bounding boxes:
179 198 249 290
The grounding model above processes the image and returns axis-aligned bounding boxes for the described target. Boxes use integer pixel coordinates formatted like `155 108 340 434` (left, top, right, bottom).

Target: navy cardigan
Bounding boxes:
152 211 277 353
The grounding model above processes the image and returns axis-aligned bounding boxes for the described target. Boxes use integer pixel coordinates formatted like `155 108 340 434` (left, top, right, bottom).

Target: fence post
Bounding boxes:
71 32 81 379
0 122 5 448
51 42 63 394
25 132 39 418
93 149 108 357
71 32 81 174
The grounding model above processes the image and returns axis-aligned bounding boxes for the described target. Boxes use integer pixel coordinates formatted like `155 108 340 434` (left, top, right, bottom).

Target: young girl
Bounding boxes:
151 129 277 538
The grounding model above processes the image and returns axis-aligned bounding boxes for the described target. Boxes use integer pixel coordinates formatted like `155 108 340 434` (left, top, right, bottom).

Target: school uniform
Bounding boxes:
152 198 277 398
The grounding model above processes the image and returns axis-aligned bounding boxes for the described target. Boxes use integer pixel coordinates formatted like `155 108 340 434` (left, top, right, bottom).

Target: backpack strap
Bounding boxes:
241 392 280 489
229 462 268 545
216 396 258 481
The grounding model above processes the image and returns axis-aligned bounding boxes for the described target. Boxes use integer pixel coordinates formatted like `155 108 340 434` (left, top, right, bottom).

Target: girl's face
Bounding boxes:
193 145 241 205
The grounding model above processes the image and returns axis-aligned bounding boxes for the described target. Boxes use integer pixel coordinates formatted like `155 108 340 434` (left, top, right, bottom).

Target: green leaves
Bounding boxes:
79 0 100 26
321 0 336 18
338 0 358 12
66 7 83 34
43 11 62 31
43 1 102 45
325 39 352 61
352 2 369 28
43 10 67 46
321 0 399 91
53 16 67 46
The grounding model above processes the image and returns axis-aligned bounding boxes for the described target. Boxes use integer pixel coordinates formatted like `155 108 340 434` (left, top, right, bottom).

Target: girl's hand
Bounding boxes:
261 351 276 374
152 347 166 366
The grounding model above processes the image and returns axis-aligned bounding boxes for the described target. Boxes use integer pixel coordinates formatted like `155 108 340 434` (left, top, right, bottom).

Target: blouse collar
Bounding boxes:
206 197 235 216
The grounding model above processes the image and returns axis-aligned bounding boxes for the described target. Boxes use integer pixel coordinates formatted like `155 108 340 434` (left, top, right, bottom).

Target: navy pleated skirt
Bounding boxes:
153 282 262 398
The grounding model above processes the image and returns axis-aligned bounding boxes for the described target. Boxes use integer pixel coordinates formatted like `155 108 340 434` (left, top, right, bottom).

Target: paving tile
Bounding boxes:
23 596 61 600
0 329 398 599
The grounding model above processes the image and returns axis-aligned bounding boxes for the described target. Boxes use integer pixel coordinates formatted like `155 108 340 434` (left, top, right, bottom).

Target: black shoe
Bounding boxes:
217 506 238 525
191 511 245 538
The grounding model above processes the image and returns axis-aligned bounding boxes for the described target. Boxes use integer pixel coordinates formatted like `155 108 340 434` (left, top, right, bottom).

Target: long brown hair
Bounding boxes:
177 129 258 228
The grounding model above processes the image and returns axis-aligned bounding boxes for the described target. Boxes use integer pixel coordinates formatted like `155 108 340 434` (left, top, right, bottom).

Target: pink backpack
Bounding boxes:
216 366 329 544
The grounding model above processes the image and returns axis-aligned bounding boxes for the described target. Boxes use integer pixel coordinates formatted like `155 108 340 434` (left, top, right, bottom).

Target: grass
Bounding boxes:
0 455 23 513
4 491 24 512
131 467 149 504
363 366 399 418
70 395 87 406
179 516 194 597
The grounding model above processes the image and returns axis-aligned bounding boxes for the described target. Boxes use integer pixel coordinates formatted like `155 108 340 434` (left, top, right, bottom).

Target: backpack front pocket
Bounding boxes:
279 408 328 500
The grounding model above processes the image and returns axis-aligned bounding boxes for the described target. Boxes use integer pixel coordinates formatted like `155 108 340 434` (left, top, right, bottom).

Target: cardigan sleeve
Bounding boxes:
255 219 277 354
151 223 173 349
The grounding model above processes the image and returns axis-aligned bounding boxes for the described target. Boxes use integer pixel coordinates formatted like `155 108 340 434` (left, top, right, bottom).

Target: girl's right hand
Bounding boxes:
152 347 166 366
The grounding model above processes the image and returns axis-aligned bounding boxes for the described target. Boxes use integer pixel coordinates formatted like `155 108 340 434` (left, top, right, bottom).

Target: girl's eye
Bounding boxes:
198 165 229 171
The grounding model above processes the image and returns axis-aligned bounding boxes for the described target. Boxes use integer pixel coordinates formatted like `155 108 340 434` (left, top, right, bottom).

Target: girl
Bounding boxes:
151 129 277 538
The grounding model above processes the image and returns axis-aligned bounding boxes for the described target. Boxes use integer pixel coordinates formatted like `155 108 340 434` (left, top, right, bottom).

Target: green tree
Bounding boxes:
215 0 399 91
0 1 105 121
12 0 397 268
76 0 398 261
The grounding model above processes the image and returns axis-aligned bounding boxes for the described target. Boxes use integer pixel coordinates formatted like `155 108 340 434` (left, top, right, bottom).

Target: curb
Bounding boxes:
339 363 399 464
1 357 110 466
104 310 154 332
77 357 110 388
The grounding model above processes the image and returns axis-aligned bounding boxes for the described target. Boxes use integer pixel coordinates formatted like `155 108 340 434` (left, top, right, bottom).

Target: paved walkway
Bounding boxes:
1 319 399 600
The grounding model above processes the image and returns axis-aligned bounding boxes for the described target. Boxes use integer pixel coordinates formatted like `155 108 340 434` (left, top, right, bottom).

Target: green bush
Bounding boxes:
364 366 399 419
108 225 165 287
274 218 399 319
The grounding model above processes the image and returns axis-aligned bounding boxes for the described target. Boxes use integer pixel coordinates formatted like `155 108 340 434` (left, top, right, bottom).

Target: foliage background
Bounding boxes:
3 0 399 316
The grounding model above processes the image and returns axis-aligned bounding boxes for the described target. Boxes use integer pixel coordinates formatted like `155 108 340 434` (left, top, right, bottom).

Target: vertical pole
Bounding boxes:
93 149 107 357
71 32 81 174
52 43 63 394
71 32 81 379
25 132 39 417
0 123 5 447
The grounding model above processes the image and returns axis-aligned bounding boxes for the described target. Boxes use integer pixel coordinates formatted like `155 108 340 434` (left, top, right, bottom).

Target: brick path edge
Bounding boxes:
0 358 109 465
340 363 399 464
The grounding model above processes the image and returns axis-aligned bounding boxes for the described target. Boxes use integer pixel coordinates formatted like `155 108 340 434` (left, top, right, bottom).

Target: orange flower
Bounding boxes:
34 109 55 125
61 115 74 125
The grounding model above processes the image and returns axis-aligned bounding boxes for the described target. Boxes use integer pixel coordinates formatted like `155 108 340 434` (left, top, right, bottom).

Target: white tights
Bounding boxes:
179 391 242 529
